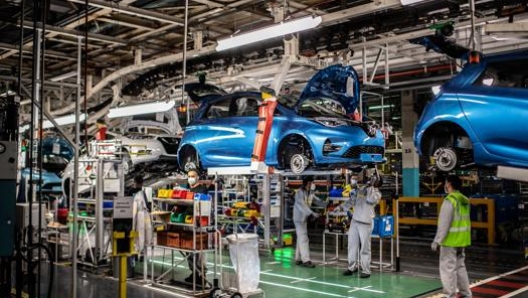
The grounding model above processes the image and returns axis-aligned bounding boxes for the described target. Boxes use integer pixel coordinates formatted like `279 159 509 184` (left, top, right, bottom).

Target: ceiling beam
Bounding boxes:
66 0 185 25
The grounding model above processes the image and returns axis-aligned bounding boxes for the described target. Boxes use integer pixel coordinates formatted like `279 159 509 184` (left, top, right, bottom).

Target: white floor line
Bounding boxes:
151 256 387 293
290 277 316 284
468 265 528 287
258 280 350 298
500 285 528 298
347 285 385 294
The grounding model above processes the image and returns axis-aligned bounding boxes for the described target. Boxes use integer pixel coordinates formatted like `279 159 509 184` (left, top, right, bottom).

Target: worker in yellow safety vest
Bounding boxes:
431 175 472 298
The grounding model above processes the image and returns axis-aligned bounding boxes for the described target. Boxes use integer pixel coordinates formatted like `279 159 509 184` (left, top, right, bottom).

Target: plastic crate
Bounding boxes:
194 193 210 201
172 189 187 199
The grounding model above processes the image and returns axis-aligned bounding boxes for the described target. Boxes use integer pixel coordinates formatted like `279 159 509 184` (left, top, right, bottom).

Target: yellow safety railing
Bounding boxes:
393 197 496 245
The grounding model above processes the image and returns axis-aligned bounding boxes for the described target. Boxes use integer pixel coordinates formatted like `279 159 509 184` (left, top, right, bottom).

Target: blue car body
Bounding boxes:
414 51 528 171
21 136 73 193
178 65 386 172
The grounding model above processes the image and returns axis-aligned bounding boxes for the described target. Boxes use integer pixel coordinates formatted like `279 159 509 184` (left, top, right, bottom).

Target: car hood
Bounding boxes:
42 137 74 161
298 64 360 115
184 83 228 104
409 35 470 60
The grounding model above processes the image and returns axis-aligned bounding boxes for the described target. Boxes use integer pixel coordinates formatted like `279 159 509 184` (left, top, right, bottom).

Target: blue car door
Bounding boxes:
192 96 244 166
223 94 260 165
457 59 528 163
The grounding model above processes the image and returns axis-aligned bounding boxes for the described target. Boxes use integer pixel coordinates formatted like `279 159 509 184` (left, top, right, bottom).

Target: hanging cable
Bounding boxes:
15 1 26 297
28 0 42 295
37 1 50 296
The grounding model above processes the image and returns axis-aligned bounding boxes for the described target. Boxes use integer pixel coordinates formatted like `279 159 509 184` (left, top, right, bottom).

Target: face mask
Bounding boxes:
310 183 316 191
188 177 197 185
351 179 357 185
444 185 449 194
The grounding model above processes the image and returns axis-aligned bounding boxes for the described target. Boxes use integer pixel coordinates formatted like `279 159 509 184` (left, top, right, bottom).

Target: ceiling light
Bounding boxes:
400 0 429 5
107 100 175 119
20 113 87 132
216 16 322 52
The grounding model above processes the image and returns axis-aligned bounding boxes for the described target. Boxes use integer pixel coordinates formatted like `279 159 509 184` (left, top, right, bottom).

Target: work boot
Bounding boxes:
343 268 358 276
295 260 302 265
360 273 370 279
184 273 194 283
302 261 316 268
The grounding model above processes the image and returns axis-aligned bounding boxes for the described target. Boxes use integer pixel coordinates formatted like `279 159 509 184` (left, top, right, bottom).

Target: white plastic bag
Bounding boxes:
226 233 260 293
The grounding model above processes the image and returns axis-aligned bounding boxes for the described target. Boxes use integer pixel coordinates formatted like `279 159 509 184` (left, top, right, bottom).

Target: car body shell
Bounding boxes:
414 52 528 169
178 64 386 171
61 131 180 196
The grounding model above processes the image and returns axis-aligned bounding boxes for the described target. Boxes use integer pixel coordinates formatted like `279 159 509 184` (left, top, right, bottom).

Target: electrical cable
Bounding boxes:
17 242 54 298
15 5 25 292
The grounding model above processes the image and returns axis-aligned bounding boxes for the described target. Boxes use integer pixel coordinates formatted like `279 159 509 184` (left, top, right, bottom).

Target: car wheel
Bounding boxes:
182 147 201 173
122 149 134 175
433 147 458 172
290 152 309 174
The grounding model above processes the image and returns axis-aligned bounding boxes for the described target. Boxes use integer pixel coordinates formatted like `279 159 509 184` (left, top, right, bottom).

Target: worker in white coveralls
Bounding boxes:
293 176 325 268
335 171 382 278
431 175 472 298
132 174 152 261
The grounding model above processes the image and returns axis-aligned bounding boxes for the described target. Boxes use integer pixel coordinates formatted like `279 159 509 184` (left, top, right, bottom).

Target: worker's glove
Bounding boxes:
333 205 342 212
431 242 439 252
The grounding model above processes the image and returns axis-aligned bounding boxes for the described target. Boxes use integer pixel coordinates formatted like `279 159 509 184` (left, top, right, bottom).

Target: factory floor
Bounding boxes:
28 240 528 298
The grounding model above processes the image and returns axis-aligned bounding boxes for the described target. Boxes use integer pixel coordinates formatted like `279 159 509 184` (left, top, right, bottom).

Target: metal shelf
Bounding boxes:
78 198 113 204
153 197 201 205
152 245 215 253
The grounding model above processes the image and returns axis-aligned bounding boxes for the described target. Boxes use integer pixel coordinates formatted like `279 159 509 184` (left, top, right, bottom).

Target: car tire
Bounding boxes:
433 147 458 172
122 149 134 176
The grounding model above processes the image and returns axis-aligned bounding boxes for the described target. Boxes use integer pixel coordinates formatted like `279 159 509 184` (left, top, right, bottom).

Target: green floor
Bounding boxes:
136 247 441 298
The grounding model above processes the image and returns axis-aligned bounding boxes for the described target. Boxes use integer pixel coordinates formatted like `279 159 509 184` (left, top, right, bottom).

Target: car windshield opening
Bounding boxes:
296 98 348 118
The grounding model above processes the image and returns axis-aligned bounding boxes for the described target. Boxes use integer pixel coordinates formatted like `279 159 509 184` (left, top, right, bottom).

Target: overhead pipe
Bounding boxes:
50 44 216 117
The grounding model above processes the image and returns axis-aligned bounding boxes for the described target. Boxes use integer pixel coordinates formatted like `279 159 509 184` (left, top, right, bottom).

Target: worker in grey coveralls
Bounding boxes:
336 173 382 278
293 176 323 268
431 175 472 298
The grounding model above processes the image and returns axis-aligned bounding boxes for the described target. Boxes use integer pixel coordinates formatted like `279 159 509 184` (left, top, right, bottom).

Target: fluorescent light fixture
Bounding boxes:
368 104 395 110
432 85 441 95
20 113 86 132
50 71 77 82
400 0 428 5
216 16 322 52
107 100 175 119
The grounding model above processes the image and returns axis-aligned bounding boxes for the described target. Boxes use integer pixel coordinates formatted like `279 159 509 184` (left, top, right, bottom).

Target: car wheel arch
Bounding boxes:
178 144 203 170
420 121 473 155
277 133 315 168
